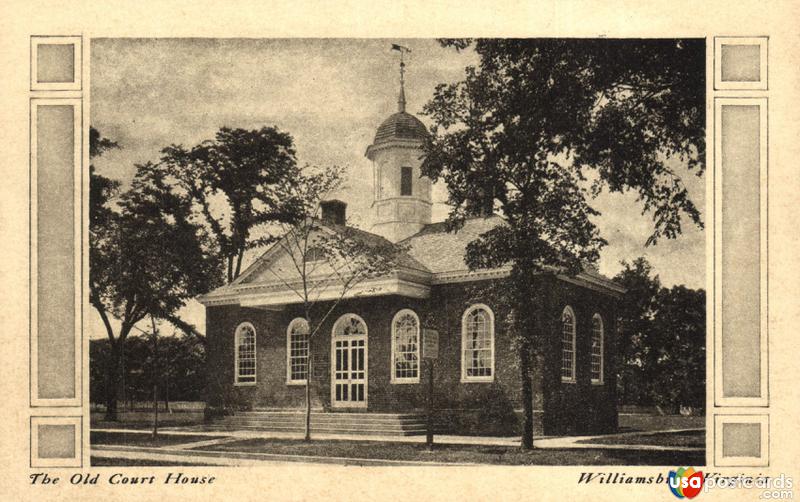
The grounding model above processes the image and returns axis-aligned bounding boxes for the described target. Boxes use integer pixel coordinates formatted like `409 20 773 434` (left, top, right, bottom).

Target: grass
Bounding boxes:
92 419 204 430
91 431 211 447
91 457 218 466
618 414 704 433
191 438 704 466
577 430 704 448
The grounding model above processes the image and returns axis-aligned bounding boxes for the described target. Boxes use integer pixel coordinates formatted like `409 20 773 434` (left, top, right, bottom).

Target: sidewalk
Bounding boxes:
92 425 703 451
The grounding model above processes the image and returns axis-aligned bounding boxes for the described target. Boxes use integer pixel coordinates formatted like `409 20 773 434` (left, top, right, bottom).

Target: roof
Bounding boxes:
401 215 505 274
372 112 429 145
320 221 431 274
199 215 624 307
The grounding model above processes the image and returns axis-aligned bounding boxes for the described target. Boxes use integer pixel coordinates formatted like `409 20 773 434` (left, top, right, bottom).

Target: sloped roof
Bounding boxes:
319 221 431 274
199 214 624 307
401 215 505 274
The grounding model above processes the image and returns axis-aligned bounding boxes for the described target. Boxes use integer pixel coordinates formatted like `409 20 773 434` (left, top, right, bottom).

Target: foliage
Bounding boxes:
89 127 220 419
156 127 306 283
90 333 207 405
422 39 705 446
614 258 706 412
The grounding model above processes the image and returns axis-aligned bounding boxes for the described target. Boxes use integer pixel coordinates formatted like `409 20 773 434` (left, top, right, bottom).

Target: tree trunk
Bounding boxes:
104 343 122 421
519 341 534 449
511 264 538 450
304 355 312 441
151 315 160 438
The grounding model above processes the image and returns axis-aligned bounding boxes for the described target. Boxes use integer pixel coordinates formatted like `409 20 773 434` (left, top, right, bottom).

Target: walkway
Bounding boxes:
92 425 703 450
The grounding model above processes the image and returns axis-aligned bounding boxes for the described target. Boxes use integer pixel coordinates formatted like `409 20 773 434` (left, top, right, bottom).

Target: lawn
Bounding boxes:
577 430 705 448
618 414 704 433
190 438 704 466
91 457 218 466
91 431 211 447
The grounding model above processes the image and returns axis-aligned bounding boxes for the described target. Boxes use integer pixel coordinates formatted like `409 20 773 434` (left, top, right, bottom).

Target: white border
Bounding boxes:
30 36 82 91
31 416 82 468
30 98 82 407
714 414 769 467
713 97 769 407
714 36 768 90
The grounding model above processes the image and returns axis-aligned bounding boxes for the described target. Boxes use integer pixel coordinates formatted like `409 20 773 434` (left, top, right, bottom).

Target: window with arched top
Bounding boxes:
333 314 367 337
234 322 257 385
561 307 576 383
461 304 495 382
391 309 420 383
591 314 604 384
287 318 310 384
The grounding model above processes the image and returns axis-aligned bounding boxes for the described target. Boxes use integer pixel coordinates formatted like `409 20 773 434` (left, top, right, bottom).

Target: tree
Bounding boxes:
254 165 403 440
89 334 206 406
157 127 305 285
650 285 705 412
613 258 662 406
422 39 705 448
614 259 705 412
89 129 220 420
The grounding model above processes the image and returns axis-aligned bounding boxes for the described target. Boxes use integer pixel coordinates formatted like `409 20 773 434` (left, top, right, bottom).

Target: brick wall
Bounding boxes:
205 275 618 436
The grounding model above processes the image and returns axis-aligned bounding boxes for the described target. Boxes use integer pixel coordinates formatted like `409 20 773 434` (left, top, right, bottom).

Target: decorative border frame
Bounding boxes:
712 96 769 408
30 36 83 91
714 36 768 90
709 36 770 467
23 34 773 469
28 35 86 467
29 97 83 408
714 414 769 467
30 416 83 468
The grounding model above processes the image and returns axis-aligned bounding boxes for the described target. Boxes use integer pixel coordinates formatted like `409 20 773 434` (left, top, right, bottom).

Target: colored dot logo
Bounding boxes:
668 467 705 499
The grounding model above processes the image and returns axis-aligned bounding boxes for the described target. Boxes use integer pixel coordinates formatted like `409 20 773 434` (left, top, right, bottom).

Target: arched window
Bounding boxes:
561 307 576 383
461 304 494 382
591 314 604 384
287 318 310 384
391 309 420 383
234 322 257 385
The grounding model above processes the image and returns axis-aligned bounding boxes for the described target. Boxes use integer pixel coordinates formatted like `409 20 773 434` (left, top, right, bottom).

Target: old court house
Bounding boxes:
198 68 624 436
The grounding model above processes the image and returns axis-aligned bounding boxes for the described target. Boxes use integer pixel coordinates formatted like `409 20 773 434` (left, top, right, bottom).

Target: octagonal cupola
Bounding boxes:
365 46 432 243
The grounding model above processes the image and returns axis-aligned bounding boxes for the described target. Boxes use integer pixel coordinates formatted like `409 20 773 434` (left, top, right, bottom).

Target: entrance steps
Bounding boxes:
209 410 427 436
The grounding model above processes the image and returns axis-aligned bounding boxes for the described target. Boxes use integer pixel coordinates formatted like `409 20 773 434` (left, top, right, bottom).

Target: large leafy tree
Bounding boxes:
613 258 663 406
157 127 305 284
422 39 705 448
614 258 705 412
90 128 220 420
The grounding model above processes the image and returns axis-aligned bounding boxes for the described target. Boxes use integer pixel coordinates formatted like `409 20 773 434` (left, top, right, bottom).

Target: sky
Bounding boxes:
89 38 705 339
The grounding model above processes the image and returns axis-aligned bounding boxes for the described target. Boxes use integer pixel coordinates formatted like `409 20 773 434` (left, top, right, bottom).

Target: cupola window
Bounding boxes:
400 166 413 196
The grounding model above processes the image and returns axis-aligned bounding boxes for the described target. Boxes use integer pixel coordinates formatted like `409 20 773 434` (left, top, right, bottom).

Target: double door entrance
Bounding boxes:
331 314 368 408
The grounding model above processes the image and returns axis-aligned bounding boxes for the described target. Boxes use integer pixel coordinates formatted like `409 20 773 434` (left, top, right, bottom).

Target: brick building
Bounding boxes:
199 77 624 436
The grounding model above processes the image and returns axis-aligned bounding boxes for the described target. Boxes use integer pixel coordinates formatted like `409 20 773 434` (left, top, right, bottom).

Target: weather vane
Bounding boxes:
391 44 411 112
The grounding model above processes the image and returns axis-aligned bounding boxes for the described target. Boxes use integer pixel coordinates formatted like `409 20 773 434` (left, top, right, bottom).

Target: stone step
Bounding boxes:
222 417 426 426
225 415 424 425
244 410 423 419
214 411 428 436
201 424 427 436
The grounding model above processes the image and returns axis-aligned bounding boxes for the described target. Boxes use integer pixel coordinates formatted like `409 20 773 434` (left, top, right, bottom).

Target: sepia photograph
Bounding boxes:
86 37 707 467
